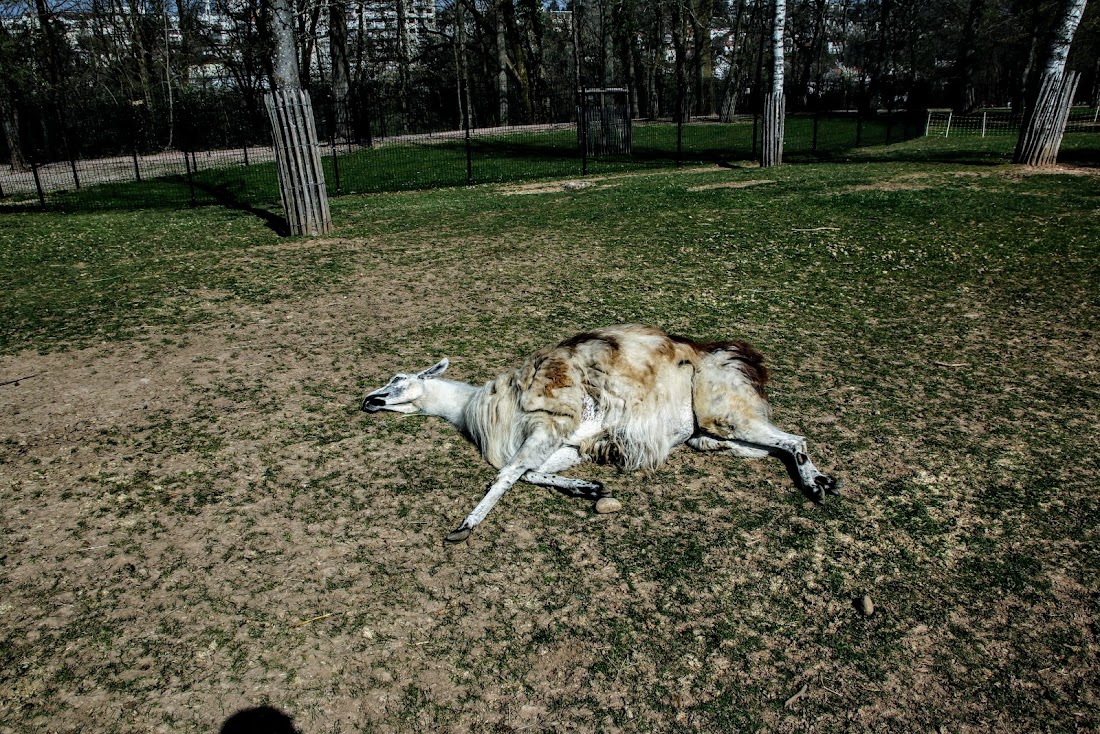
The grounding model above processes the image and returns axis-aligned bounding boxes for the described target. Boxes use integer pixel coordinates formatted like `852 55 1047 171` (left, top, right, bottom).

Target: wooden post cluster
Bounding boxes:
265 88 332 236
1014 71 1080 166
761 91 785 167
760 0 786 168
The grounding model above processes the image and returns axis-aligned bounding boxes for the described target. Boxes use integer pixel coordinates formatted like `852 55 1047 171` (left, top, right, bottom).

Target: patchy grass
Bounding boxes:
1 150 1098 733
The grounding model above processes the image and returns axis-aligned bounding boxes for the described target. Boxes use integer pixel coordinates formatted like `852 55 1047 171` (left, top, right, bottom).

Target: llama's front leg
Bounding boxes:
522 444 606 498
445 428 563 544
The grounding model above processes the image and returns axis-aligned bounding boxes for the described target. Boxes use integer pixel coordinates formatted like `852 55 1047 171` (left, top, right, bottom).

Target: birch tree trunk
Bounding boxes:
395 0 412 123
760 0 785 167
1014 0 1088 166
330 0 352 139
265 0 332 236
497 0 509 126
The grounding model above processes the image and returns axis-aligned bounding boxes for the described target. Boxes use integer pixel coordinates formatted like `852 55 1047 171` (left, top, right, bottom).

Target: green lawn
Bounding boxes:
1 144 1098 732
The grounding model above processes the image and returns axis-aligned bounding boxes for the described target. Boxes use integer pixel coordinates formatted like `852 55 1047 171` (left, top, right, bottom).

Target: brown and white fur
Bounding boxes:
362 325 838 543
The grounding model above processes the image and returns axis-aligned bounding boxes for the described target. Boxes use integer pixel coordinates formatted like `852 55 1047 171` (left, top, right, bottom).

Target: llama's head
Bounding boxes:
361 359 449 414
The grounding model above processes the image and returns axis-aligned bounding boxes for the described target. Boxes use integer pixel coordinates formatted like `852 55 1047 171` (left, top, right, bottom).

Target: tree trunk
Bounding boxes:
1014 0 1088 166
456 0 474 129
671 0 689 123
330 0 351 138
299 0 323 87
496 0 509 125
265 0 332 235
1 94 27 172
395 0 412 123
519 0 550 120
691 0 714 115
793 0 827 110
950 0 987 113
270 0 299 90
761 0 785 167
719 0 749 122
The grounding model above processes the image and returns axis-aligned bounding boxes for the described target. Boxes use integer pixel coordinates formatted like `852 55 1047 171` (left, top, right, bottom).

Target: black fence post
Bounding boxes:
752 111 759 159
329 100 342 195
580 85 589 176
855 112 864 147
31 159 46 206
675 79 684 166
130 105 143 182
364 85 374 148
463 78 473 185
676 112 684 167
65 108 81 191
183 149 196 206
812 111 820 153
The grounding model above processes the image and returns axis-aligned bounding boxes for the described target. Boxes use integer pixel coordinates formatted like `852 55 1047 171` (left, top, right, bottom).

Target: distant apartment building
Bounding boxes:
1 0 438 85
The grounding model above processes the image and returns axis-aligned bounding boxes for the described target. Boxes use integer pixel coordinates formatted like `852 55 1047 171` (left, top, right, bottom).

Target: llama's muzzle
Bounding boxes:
361 394 388 412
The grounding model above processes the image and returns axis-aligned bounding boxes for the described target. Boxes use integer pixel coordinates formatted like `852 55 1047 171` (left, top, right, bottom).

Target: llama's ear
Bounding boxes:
419 358 449 379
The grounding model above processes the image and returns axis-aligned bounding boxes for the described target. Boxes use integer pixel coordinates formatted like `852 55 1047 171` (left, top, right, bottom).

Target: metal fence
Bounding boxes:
925 107 1100 137
1 97 931 210
4 98 1099 211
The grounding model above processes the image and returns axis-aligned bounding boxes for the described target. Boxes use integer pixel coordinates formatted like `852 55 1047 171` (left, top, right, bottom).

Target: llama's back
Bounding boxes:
466 325 771 471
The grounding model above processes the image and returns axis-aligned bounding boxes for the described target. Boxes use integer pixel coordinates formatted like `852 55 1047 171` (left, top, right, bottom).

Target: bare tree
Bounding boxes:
265 0 332 235
761 0 785 166
330 0 352 136
0 20 31 170
1014 0 1088 165
950 0 988 112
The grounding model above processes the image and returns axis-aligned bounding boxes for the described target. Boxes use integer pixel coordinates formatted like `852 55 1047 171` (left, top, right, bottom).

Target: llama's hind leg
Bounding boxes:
446 427 564 544
726 420 839 499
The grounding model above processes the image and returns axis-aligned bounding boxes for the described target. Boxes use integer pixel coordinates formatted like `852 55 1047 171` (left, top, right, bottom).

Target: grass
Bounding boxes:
1 136 1099 732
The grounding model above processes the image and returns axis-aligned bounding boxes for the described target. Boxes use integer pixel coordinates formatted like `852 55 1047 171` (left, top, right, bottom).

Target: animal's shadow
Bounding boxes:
220 706 301 734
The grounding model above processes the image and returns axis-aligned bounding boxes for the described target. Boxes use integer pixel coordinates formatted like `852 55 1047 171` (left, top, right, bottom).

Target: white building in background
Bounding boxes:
0 0 439 86
360 0 437 49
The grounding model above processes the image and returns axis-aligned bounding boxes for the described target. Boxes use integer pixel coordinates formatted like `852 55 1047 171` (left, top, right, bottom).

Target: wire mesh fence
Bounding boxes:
1 97 936 211
925 107 1100 137
2 88 1097 212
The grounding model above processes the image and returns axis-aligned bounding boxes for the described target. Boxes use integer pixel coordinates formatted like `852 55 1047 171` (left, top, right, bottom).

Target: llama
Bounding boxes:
362 325 838 543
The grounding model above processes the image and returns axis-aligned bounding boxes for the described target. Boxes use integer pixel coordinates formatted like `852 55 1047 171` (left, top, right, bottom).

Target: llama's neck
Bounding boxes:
421 379 480 431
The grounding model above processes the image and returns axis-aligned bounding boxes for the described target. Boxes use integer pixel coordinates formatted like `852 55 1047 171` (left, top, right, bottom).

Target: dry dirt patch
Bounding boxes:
687 179 777 192
498 179 618 195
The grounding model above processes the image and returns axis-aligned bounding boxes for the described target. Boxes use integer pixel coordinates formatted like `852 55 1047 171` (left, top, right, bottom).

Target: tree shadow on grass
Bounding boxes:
194 182 289 236
220 706 301 734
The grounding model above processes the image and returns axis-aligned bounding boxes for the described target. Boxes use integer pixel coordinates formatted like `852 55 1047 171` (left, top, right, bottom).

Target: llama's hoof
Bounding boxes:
593 481 611 498
444 526 472 544
813 474 839 497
